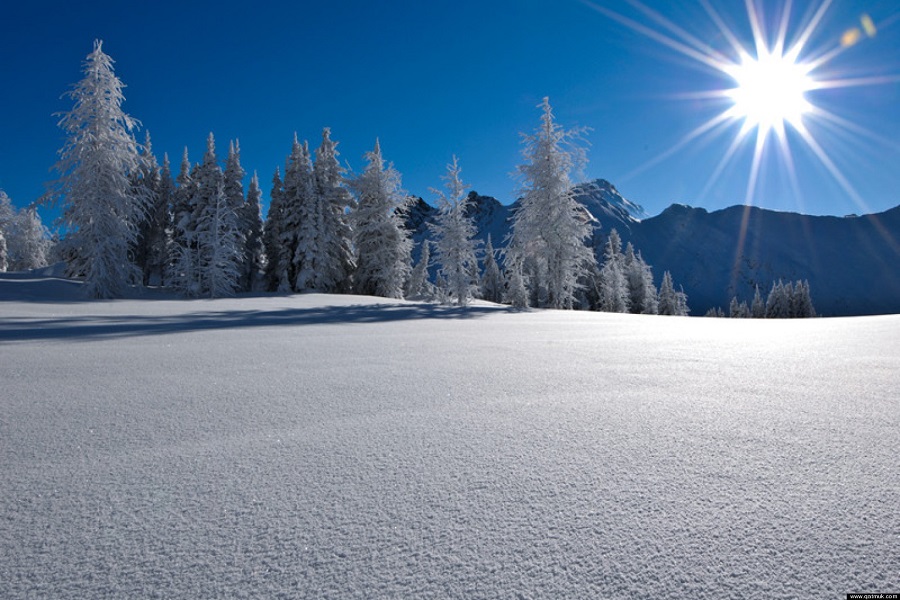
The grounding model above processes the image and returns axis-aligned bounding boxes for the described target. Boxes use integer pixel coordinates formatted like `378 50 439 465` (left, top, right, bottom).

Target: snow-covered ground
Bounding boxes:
1 274 897 599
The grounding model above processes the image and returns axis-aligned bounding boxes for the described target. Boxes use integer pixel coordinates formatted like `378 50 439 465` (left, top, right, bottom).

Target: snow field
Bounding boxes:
1 284 898 598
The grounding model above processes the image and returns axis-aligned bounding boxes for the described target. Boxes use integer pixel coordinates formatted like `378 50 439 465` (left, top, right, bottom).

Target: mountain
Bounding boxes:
403 179 900 316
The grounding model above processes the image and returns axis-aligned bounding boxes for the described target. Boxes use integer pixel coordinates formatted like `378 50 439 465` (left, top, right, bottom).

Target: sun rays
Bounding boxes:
580 0 899 213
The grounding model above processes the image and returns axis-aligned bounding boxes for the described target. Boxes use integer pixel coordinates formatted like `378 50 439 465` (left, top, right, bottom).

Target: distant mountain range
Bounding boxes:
404 179 900 316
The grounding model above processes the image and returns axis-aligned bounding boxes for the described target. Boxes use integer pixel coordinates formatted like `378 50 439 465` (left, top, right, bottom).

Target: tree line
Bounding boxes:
28 40 702 315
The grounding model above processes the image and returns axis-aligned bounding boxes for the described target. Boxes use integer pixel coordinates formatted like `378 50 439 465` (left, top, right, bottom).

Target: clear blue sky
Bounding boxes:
1 0 898 221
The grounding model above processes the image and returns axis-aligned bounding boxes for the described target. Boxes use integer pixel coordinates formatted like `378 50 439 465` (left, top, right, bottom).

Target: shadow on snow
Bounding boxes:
0 301 514 343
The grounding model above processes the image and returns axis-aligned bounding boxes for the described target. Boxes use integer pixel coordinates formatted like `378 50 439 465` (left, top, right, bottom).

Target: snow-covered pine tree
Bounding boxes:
406 239 433 299
751 284 766 318
766 280 788 318
192 133 243 297
623 242 658 314
8 208 52 271
197 180 243 297
350 140 413 298
168 148 199 294
132 132 169 285
242 172 265 291
729 296 751 318
0 190 15 237
281 138 318 292
791 280 816 318
598 229 629 313
262 167 287 291
312 128 355 293
508 97 593 309
0 231 6 272
480 234 504 303
224 140 250 291
146 154 175 286
505 261 529 309
279 136 309 289
429 156 480 307
766 280 789 318
675 284 690 316
47 40 146 298
658 271 679 315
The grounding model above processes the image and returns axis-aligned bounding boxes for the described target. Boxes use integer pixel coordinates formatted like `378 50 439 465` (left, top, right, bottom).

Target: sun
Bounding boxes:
580 0 896 211
725 48 815 136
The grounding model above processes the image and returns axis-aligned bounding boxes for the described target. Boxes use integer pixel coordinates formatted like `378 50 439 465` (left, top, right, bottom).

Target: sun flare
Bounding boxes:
725 49 815 136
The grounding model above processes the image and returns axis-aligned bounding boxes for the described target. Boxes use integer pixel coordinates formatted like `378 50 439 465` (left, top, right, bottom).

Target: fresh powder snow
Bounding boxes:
1 273 897 598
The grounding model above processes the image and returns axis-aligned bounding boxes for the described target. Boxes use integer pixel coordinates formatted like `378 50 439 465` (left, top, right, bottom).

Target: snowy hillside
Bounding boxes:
2 275 897 599
404 182 900 316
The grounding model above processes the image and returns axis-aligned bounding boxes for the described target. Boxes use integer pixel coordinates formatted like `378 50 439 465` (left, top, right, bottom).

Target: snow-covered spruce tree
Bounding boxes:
480 234 504 303
0 230 7 272
0 190 15 236
262 167 288 291
598 229 629 313
729 296 750 318
505 261 529 309
791 280 816 318
7 208 52 271
167 148 199 294
0 192 52 272
48 40 146 298
311 128 355 293
658 271 679 315
132 132 169 285
429 156 480 307
507 97 593 309
193 133 243 297
406 239 434 299
751 284 766 318
624 242 658 315
242 172 265 291
766 280 789 318
283 137 319 292
147 154 176 286
350 140 413 298
197 180 243 297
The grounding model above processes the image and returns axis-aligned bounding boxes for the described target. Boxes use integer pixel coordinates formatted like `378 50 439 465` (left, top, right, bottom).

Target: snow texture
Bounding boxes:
1 274 897 599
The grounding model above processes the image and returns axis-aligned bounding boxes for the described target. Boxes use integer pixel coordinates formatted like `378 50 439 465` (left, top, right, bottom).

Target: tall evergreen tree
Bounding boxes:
148 154 176 286
262 167 287 291
598 229 629 313
751 284 766 318
479 234 504 303
766 280 790 318
655 271 689 316
197 180 243 297
623 242 658 315
47 40 146 298
406 239 433 299
311 128 355 293
283 137 320 291
168 148 199 294
350 140 413 298
507 97 593 309
429 156 479 307
7 208 52 271
193 134 243 297
242 172 265 291
0 230 7 272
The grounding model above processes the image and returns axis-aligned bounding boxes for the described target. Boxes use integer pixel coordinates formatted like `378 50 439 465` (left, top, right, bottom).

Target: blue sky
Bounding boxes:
1 0 898 221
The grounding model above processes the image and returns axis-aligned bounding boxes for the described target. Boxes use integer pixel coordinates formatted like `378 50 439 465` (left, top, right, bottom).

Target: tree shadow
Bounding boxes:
0 301 515 343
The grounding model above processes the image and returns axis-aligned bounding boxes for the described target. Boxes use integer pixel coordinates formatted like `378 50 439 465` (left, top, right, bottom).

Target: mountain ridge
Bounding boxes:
404 179 900 316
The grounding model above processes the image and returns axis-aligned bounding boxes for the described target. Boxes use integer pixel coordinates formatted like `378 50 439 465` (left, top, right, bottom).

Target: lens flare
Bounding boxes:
579 0 900 212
